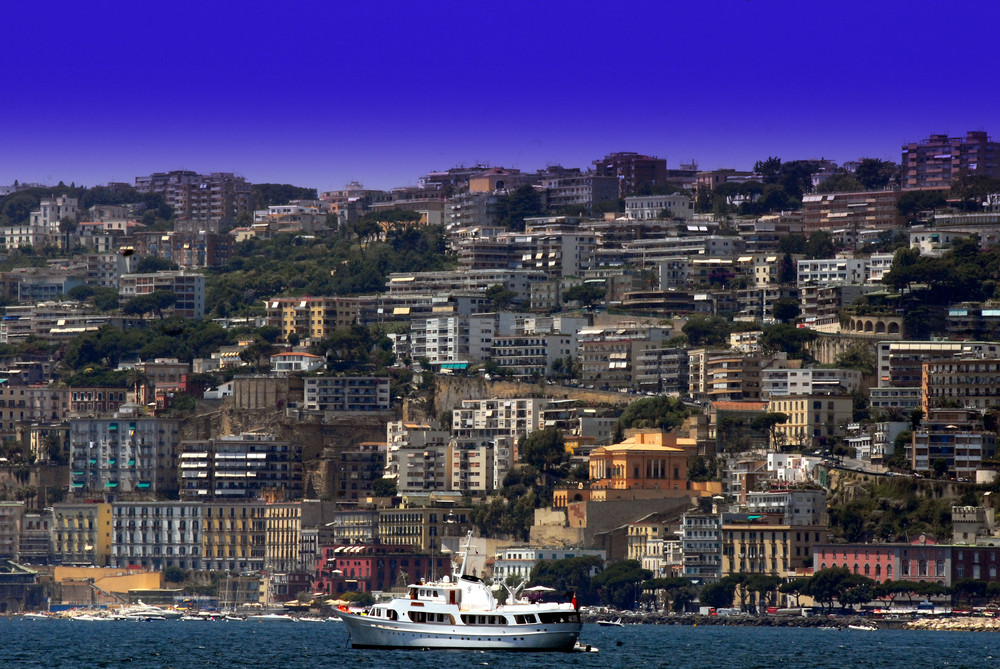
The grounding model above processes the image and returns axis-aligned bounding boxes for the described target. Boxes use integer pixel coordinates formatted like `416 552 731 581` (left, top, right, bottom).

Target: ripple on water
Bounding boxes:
3 621 1000 669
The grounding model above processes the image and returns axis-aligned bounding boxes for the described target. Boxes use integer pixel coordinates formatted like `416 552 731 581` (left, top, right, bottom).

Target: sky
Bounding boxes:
2 1 999 192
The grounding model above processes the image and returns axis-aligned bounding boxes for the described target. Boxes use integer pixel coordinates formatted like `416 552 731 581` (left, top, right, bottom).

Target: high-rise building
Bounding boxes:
134 170 251 223
593 152 668 198
901 131 1000 190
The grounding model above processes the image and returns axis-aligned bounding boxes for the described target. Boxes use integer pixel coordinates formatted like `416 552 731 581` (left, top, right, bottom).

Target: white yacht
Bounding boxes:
116 600 183 620
336 535 582 651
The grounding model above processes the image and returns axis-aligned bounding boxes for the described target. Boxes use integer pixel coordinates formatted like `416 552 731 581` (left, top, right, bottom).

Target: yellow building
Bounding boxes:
265 296 362 343
767 394 853 450
586 431 694 501
264 502 301 573
202 501 267 573
721 519 827 577
51 503 113 566
377 506 473 551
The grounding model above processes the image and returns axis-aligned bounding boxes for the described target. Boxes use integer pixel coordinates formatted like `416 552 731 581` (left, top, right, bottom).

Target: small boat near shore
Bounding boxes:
597 618 624 627
847 624 877 631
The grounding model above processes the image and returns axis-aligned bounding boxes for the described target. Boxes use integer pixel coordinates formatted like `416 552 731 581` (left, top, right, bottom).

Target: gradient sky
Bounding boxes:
3 1 999 192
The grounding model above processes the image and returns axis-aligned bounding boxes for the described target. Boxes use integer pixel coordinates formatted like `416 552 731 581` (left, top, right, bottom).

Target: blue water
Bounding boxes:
2 620 1000 668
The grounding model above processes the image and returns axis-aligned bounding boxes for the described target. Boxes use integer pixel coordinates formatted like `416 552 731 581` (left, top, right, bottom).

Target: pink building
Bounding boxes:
813 535 951 585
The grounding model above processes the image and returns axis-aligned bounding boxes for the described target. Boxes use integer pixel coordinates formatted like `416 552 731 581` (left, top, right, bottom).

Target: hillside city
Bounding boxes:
4 132 1000 617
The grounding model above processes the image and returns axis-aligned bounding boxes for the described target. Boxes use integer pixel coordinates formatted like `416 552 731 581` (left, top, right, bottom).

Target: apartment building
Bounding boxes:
118 270 205 319
909 408 996 477
766 394 853 450
135 170 252 223
264 296 366 342
178 432 302 500
385 422 451 493
386 269 546 305
331 441 386 502
50 502 113 566
921 357 1000 412
901 131 1000 190
680 509 724 582
301 376 391 412
578 324 671 389
201 501 267 573
721 516 827 577
493 546 605 581
800 190 904 231
760 368 861 398
69 407 181 498
110 501 203 570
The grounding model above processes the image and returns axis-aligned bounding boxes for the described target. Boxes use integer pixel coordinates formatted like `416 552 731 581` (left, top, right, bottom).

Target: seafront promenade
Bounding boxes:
583 611 1000 631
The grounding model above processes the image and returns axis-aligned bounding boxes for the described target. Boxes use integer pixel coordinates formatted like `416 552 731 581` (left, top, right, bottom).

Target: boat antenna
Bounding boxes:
456 531 474 578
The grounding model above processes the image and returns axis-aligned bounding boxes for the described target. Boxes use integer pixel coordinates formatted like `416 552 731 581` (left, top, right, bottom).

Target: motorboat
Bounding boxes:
116 600 183 620
847 623 878 631
247 613 295 622
596 617 624 627
336 533 582 651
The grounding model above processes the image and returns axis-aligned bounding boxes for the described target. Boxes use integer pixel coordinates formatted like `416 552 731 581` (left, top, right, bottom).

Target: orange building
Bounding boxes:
586 431 693 501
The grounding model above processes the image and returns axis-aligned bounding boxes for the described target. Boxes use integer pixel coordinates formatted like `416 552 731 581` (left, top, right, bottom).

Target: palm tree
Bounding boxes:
126 367 150 406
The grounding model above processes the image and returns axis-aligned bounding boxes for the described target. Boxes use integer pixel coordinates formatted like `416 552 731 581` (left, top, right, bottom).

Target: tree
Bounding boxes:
854 158 898 191
759 323 817 359
682 316 732 347
804 230 836 259
562 283 606 308
750 412 789 449
530 555 604 605
494 185 544 231
122 290 176 319
816 172 862 193
617 396 692 432
897 190 947 221
807 567 853 612
754 157 783 184
699 580 736 609
591 560 651 610
484 284 517 310
519 428 568 476
134 255 180 273
239 340 276 372
772 298 800 324
835 344 876 376
370 478 397 497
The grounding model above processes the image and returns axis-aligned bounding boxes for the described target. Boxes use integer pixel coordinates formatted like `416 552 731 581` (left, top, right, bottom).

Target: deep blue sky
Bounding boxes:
2 1 998 192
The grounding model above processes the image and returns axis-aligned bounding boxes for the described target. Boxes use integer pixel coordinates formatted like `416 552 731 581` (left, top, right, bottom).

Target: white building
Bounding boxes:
744 488 826 526
492 546 605 581
385 422 451 493
797 258 867 286
110 501 202 570
270 351 325 375
624 193 695 221
761 368 862 398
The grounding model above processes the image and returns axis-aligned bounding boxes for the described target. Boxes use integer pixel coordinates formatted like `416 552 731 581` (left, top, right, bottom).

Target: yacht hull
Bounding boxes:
338 612 581 651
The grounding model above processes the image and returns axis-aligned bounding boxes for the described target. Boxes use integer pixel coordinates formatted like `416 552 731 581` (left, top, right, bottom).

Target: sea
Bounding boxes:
2 620 1000 669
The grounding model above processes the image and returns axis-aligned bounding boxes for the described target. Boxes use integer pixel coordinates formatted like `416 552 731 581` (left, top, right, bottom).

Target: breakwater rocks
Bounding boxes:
905 617 1000 632
582 612 870 628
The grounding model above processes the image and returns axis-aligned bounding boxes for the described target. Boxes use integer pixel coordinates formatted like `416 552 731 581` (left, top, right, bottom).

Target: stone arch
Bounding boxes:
888 322 900 334
876 322 886 333
864 320 874 332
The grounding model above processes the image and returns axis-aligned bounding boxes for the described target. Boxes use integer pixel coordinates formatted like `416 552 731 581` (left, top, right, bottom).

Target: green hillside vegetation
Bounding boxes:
205 225 455 318
875 236 1000 338
827 476 978 543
